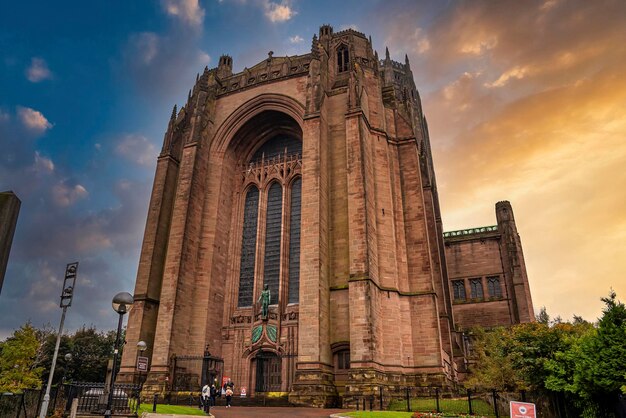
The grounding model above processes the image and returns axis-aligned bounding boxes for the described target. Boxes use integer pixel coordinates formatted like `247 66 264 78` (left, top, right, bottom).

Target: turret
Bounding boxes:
217 55 233 79
319 24 333 40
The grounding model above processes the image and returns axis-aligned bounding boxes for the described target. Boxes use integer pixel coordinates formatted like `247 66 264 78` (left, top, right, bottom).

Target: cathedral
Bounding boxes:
119 25 534 407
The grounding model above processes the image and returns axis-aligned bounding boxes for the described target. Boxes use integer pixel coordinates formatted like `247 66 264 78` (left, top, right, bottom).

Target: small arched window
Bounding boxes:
337 45 349 73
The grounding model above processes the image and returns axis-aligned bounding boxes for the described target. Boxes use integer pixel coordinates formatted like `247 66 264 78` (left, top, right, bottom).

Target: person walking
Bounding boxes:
209 384 217 406
201 383 210 414
225 386 233 408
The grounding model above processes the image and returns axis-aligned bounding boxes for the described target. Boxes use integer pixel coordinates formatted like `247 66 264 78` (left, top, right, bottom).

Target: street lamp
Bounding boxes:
104 292 134 418
136 341 147 386
63 353 72 383
39 262 78 418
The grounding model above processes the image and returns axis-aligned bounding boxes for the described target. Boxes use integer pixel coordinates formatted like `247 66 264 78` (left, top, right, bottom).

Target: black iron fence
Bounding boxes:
67 382 141 415
170 351 224 392
349 386 626 418
0 385 69 418
0 382 142 418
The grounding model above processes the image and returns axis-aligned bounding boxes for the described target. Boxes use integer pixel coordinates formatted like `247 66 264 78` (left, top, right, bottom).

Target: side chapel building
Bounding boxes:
119 25 534 406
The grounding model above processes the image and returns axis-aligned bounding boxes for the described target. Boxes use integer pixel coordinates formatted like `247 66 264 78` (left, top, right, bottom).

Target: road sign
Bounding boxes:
510 400 536 418
137 356 149 372
240 386 247 397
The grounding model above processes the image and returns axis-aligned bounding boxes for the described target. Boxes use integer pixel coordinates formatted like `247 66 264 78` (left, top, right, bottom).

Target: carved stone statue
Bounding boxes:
258 284 270 320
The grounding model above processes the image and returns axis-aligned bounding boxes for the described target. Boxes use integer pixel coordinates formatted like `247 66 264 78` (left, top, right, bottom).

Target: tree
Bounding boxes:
70 327 116 382
573 291 626 404
0 323 44 392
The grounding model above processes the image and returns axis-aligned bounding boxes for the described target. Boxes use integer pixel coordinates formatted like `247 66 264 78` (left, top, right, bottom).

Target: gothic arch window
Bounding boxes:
237 134 302 310
337 44 349 73
238 186 260 307
470 278 484 300
487 276 502 298
263 182 283 305
288 177 301 304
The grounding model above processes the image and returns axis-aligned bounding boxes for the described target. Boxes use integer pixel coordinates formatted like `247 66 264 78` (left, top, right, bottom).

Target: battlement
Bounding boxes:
333 28 367 39
214 52 313 97
443 225 499 239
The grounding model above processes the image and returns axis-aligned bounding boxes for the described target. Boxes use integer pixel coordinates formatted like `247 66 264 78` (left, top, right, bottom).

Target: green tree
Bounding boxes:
0 323 44 392
573 291 626 405
71 327 116 382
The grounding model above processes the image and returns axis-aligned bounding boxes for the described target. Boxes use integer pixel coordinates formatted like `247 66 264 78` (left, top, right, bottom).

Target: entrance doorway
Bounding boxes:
255 352 281 392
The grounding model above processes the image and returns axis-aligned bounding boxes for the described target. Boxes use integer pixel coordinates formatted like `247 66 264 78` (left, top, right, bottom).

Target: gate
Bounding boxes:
255 351 281 392
170 350 224 391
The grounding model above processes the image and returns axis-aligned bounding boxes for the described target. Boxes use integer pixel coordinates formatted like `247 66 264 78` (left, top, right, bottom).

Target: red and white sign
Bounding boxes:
510 401 536 418
240 386 247 397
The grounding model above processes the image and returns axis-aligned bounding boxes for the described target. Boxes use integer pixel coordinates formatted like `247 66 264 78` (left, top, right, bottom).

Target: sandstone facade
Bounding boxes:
119 25 534 407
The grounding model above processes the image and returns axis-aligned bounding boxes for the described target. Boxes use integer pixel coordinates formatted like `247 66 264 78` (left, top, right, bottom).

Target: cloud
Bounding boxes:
161 0 205 29
485 65 530 88
132 32 160 65
114 134 157 166
33 151 54 173
289 35 304 44
197 50 211 65
339 24 359 31
26 58 53 82
118 30 211 98
264 1 296 22
17 106 52 134
52 181 88 207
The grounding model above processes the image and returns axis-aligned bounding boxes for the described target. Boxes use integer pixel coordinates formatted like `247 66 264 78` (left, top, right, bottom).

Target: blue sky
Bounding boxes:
1 0 625 337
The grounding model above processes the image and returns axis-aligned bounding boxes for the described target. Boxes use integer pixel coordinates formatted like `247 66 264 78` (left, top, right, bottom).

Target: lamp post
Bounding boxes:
136 341 147 387
104 292 134 418
63 353 72 383
39 262 78 418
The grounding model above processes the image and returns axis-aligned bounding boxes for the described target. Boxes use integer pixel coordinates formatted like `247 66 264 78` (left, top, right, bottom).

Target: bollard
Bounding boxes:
406 387 411 412
369 395 373 411
435 387 440 413
362 397 365 411
153 393 158 413
356 397 359 411
379 386 383 410
492 389 499 418
468 389 473 415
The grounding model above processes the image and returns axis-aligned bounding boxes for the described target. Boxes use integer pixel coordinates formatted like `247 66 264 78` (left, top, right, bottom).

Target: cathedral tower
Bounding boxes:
119 25 533 407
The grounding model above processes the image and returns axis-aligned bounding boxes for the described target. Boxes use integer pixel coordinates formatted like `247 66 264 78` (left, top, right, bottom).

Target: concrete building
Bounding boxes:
119 25 534 406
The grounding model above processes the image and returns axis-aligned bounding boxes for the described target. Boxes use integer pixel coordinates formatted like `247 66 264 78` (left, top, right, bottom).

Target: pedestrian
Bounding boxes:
225 386 233 408
209 384 217 406
201 383 210 414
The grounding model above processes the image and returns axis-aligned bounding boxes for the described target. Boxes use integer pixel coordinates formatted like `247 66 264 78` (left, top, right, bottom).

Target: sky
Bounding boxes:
1 0 625 338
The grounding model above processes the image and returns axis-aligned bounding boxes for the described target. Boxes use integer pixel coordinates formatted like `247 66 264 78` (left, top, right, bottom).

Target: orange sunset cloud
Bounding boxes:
379 0 626 321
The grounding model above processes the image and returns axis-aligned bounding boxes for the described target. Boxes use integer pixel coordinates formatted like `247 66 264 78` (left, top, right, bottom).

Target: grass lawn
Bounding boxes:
137 403 207 415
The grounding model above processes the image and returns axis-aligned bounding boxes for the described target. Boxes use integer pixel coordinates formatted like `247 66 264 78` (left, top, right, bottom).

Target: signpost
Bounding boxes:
137 356 149 372
510 400 537 418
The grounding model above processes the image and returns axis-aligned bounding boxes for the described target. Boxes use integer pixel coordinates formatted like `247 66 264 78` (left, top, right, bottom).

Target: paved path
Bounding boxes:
207 406 350 418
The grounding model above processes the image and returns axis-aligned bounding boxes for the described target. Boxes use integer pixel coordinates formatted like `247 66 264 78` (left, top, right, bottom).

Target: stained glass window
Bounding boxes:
238 187 259 307
263 182 283 305
288 178 301 303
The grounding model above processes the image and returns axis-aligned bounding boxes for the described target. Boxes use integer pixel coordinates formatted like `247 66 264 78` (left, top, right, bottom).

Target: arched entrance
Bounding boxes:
255 351 282 392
